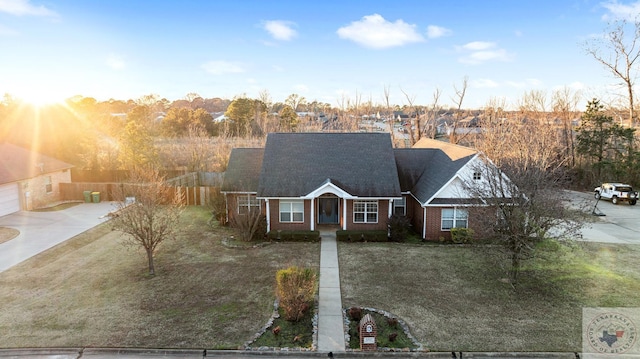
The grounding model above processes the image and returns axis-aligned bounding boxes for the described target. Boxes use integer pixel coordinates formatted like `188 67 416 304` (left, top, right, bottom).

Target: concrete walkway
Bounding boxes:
317 228 346 352
0 201 115 273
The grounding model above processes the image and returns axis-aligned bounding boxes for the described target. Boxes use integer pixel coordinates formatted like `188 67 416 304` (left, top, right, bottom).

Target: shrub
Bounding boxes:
275 266 317 322
348 307 363 321
387 215 411 242
387 317 398 328
267 230 320 242
336 230 388 242
450 227 474 244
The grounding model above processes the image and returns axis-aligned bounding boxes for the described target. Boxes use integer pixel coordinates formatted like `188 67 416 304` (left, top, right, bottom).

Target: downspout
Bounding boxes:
310 198 315 231
422 206 427 240
265 199 270 232
224 193 229 224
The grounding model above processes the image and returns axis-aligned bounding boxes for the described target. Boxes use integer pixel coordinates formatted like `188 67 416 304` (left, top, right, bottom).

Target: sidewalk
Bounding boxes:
0 201 115 273
317 228 346 352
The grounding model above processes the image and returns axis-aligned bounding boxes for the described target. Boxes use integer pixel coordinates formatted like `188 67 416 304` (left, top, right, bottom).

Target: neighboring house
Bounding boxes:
222 133 493 240
0 143 73 216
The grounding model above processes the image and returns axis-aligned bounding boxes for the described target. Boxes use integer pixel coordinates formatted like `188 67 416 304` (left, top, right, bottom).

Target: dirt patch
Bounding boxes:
0 227 19 244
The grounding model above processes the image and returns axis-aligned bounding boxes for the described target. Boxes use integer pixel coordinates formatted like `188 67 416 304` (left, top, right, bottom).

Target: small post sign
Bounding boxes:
359 313 377 351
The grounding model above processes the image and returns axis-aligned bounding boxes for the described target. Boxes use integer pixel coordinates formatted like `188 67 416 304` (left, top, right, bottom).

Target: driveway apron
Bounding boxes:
0 202 115 273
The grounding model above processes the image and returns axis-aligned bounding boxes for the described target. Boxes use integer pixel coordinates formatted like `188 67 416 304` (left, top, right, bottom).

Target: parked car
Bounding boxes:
594 183 638 205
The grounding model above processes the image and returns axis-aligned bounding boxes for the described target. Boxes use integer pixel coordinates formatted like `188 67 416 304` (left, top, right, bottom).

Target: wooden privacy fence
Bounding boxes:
61 171 223 206
60 183 219 206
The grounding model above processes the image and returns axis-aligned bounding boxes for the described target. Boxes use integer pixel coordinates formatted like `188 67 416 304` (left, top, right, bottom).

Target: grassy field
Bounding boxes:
1 206 639 351
0 206 320 349
338 240 640 352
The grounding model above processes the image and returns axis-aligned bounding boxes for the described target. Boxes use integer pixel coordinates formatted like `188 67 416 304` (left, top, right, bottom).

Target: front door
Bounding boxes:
318 197 339 224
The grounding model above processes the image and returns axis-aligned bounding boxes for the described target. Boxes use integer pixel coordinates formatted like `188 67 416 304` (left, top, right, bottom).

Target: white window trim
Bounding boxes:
279 200 304 223
441 207 468 231
45 176 53 193
393 197 406 216
237 194 260 215
353 200 378 223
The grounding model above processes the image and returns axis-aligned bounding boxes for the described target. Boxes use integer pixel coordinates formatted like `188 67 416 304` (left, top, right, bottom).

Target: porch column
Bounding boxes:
388 199 393 218
265 199 270 233
310 198 315 231
342 198 347 230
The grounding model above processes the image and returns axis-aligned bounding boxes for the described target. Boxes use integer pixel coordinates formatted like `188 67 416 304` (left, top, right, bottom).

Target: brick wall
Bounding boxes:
24 170 71 210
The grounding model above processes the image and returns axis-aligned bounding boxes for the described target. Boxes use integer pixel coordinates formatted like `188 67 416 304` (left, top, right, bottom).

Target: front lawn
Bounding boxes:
0 206 320 348
338 241 640 352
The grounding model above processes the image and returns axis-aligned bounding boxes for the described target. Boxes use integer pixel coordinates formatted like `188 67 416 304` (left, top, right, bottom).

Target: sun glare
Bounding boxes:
17 90 67 108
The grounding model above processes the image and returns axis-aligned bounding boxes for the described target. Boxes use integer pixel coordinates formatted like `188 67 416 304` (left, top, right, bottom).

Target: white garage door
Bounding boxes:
0 183 20 217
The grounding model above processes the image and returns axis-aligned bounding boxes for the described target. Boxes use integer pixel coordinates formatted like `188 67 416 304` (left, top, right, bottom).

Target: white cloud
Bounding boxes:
106 54 125 70
471 78 499 88
272 65 285 72
201 60 245 75
263 20 297 41
426 25 452 39
461 41 495 51
0 0 57 17
505 78 542 88
457 41 513 64
601 0 640 21
336 14 424 49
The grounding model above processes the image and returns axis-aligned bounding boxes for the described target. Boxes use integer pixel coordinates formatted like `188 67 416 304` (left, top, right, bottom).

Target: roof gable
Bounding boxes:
258 133 401 198
0 143 73 184
395 139 477 205
221 148 264 192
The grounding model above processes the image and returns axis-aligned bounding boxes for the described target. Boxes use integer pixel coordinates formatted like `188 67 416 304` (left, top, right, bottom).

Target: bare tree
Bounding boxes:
469 114 586 286
229 203 266 242
449 76 469 144
424 88 442 139
585 19 640 126
552 87 582 167
382 85 397 145
110 167 185 275
400 88 420 145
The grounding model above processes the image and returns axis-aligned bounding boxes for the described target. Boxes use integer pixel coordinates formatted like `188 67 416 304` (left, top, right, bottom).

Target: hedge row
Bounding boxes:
266 230 320 242
336 230 389 242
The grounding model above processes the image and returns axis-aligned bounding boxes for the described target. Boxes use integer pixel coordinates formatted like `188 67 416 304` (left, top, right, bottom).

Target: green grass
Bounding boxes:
346 309 417 349
0 206 320 349
31 202 82 211
250 307 314 348
338 240 640 352
1 209 639 352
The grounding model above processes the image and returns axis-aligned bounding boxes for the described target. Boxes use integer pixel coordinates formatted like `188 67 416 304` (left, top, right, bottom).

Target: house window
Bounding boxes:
354 200 378 223
280 200 304 223
393 197 406 216
441 208 468 230
473 172 481 181
237 194 260 215
45 176 52 193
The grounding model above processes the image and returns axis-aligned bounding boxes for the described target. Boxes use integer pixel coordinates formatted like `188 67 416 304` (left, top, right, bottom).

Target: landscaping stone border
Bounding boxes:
343 306 425 352
243 297 319 352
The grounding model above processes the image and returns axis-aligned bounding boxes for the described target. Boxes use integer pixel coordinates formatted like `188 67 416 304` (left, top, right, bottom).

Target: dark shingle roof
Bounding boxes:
258 133 401 197
221 148 264 192
394 145 476 205
0 143 73 184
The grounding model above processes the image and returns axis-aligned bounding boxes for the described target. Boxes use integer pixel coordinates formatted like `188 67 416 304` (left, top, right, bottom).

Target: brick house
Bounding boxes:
0 143 73 216
221 132 492 241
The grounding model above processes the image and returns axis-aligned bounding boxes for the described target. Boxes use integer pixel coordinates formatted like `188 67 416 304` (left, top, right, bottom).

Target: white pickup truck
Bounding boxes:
594 183 638 205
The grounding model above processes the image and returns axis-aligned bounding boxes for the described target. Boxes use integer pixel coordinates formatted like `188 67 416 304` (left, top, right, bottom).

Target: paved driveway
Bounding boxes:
0 202 116 273
569 190 640 244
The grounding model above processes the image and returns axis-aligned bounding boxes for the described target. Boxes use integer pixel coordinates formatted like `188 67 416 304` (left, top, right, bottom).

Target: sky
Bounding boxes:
1 0 640 109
